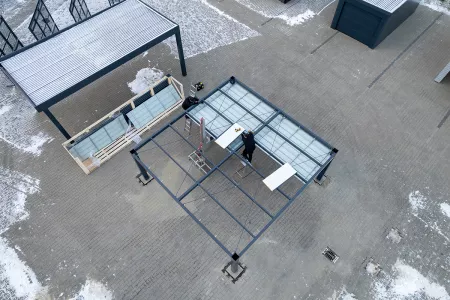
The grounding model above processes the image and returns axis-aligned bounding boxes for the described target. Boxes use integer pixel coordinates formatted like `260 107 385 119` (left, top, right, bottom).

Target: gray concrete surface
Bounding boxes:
1 0 450 299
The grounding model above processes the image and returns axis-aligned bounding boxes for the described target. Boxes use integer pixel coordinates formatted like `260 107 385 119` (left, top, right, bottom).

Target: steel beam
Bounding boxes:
151 139 256 238
43 108 71 139
217 88 323 167
132 153 233 257
167 125 274 218
238 152 337 257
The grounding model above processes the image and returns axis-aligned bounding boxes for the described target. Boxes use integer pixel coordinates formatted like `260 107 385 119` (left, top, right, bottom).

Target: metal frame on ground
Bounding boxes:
130 77 338 263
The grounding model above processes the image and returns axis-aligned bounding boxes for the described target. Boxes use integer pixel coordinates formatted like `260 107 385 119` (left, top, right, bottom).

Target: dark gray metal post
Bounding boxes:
231 253 239 273
43 108 71 139
131 150 151 181
314 148 338 184
175 27 187 76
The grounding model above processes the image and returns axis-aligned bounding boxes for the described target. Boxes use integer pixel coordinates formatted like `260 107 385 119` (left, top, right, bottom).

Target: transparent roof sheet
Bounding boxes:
189 81 332 182
0 0 176 108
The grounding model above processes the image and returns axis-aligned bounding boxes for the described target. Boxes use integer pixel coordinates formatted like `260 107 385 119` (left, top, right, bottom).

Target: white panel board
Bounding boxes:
263 163 297 191
215 123 244 149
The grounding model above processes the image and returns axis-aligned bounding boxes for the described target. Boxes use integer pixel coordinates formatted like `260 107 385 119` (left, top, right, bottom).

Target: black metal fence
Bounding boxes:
69 0 91 23
0 16 23 57
28 0 59 41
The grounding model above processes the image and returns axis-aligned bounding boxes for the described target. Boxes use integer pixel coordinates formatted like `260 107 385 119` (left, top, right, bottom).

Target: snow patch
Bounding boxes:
21 133 54 156
141 0 259 58
70 279 113 300
0 83 53 156
0 167 40 234
0 237 46 299
278 9 316 26
0 167 45 299
235 0 334 26
386 228 402 243
421 0 450 15
329 286 358 300
440 202 450 218
127 67 164 95
366 262 381 276
373 259 450 300
408 190 426 215
0 105 12 116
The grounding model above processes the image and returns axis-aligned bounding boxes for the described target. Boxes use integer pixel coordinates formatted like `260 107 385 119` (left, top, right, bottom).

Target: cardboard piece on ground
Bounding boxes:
215 123 244 149
263 163 296 191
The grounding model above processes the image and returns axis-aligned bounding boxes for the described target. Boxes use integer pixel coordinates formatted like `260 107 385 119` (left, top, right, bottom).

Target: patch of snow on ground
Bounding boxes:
0 105 12 116
366 262 381 276
0 238 46 300
373 259 450 300
70 279 113 300
329 286 358 300
235 0 334 25
21 133 54 156
141 0 259 58
0 167 45 300
0 167 40 233
279 9 315 26
422 0 450 15
0 80 53 156
386 228 402 243
127 67 164 95
440 202 450 218
408 191 426 215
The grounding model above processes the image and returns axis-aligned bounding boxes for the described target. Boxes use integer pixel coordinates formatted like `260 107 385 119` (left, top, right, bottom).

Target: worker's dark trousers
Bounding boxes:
242 149 253 163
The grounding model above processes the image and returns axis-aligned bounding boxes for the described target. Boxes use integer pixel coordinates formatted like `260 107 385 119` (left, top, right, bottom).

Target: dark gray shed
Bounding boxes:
331 0 419 48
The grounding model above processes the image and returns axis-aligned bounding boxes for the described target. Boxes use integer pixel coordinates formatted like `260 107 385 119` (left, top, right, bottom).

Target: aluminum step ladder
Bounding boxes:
189 83 197 97
184 117 192 135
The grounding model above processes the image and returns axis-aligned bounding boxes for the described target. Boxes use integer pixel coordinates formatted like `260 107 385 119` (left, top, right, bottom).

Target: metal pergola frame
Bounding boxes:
69 0 91 23
130 77 338 264
1 0 187 140
28 0 59 41
0 16 23 57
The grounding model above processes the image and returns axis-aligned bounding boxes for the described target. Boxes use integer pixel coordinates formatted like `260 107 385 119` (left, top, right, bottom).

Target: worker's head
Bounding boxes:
242 130 249 137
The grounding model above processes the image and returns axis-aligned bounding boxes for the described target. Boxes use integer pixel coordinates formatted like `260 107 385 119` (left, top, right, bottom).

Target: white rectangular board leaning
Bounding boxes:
215 123 245 149
263 163 297 191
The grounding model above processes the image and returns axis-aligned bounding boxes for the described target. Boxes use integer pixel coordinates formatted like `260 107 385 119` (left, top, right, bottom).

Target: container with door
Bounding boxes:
331 0 419 49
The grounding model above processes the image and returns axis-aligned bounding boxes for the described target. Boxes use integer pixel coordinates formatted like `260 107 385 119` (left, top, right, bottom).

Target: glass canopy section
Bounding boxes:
131 77 338 262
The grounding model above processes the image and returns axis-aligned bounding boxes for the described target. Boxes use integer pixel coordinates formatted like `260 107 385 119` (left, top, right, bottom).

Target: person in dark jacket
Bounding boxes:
182 96 200 119
182 96 199 110
241 130 255 163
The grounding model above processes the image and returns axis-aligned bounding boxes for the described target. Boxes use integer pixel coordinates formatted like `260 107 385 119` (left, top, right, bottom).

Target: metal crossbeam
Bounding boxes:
131 153 233 257
167 125 274 218
151 139 256 238
216 89 323 167
239 152 337 257
131 77 338 260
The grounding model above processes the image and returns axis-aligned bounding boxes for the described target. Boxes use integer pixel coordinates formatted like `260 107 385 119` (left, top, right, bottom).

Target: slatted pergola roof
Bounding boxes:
0 0 186 139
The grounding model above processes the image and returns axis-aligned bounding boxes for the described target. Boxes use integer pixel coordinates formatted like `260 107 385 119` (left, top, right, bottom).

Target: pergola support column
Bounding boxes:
175 27 187 76
43 108 71 139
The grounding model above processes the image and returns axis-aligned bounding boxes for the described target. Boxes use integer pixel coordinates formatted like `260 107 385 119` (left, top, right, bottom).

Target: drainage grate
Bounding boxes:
322 247 339 263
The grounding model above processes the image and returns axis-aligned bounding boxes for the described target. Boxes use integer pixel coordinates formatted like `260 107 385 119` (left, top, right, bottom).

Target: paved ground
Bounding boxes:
1 0 450 299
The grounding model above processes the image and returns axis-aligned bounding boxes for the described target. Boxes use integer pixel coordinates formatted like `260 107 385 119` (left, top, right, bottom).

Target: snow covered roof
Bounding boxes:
362 0 407 12
0 0 178 112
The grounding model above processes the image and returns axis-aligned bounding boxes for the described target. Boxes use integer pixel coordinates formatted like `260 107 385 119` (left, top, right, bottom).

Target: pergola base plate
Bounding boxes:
222 261 247 283
136 173 154 186
314 175 330 186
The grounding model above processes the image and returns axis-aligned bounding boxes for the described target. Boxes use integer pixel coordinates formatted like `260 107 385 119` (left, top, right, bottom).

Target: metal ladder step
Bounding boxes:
184 117 192 134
